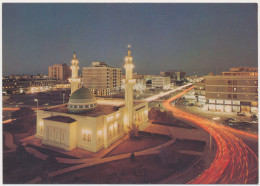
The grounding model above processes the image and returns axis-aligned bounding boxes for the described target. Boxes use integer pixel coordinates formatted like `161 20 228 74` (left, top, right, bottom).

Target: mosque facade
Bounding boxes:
35 46 149 152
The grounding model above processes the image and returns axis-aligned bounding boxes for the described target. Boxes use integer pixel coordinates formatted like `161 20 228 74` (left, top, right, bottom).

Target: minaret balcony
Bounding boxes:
69 78 81 82
123 79 136 84
124 64 134 69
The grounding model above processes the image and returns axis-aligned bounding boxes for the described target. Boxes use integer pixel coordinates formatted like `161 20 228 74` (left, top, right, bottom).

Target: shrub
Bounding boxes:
128 124 139 139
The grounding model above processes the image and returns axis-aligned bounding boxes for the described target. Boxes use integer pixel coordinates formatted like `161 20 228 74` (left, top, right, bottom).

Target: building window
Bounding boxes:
233 94 237 99
117 123 120 132
228 80 232 85
233 87 237 92
233 80 237 85
228 94 232 99
61 132 65 141
87 134 91 142
228 87 232 92
83 133 87 141
40 125 43 132
255 80 258 85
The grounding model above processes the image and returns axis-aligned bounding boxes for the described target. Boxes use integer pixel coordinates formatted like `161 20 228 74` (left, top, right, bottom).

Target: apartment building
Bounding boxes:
82 62 122 96
160 70 186 83
204 67 258 114
48 63 71 83
152 75 171 90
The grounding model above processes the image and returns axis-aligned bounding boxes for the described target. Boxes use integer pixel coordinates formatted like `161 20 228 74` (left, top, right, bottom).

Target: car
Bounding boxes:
249 120 258 124
236 112 245 116
228 118 238 123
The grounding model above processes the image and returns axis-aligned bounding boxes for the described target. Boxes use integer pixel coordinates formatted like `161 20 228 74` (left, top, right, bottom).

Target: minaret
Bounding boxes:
69 52 81 94
124 45 136 128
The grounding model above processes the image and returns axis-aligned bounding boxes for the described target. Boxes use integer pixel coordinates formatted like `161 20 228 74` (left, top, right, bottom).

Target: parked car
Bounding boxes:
228 118 238 123
251 114 258 119
249 120 258 124
236 112 245 116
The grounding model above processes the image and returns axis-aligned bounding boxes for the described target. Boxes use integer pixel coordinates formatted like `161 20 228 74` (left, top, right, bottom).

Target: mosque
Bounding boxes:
35 46 149 152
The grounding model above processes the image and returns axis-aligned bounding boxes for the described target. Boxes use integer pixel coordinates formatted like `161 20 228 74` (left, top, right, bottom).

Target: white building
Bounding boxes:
35 48 148 152
152 75 171 90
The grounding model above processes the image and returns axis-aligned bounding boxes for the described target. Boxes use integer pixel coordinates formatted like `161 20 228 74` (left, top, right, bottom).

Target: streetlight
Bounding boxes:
34 99 38 108
63 93 65 104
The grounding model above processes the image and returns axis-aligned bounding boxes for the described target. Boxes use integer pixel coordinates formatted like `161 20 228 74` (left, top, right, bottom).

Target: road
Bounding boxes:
163 86 258 184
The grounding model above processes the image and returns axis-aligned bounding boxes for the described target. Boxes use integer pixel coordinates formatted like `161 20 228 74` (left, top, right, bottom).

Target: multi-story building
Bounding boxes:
3 75 57 94
204 67 258 114
48 63 71 83
152 75 171 90
160 70 186 83
121 73 146 91
82 62 122 96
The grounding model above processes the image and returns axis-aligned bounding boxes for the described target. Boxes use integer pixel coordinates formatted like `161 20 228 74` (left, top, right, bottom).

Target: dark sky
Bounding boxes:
2 3 257 76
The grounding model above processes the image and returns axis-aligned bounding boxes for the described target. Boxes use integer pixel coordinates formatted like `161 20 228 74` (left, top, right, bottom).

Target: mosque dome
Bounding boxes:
67 87 97 113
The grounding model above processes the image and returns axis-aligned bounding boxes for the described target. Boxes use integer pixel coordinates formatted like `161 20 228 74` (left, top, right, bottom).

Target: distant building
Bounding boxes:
194 78 205 96
121 73 146 91
48 63 71 83
152 75 171 90
82 62 122 96
160 70 186 83
204 67 258 114
3 75 57 94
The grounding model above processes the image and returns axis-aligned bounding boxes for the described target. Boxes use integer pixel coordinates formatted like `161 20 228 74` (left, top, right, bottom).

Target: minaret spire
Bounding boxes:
124 45 136 129
127 45 131 56
69 52 81 94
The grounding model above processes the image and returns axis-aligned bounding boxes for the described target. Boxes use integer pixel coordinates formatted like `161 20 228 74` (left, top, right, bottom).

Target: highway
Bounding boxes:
163 86 258 184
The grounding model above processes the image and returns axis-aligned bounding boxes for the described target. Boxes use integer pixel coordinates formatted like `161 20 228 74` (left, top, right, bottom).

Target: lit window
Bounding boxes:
83 133 87 141
233 87 237 92
87 134 91 142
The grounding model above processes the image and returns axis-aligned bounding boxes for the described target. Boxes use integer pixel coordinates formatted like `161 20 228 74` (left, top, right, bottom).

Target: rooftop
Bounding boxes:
46 99 144 117
44 115 76 123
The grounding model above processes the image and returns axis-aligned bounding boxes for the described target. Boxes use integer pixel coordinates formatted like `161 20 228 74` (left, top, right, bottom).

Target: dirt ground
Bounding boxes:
3 150 72 184
48 154 200 184
105 132 170 157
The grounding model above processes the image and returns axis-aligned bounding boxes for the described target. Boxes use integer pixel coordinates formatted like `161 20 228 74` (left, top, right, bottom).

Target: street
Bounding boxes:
163 86 258 184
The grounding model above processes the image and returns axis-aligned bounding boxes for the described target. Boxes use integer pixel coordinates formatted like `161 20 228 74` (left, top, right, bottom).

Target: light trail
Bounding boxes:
163 86 258 184
143 83 193 102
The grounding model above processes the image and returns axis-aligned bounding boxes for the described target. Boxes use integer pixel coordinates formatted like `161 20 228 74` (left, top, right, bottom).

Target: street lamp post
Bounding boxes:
63 93 65 104
34 99 38 108
211 117 220 150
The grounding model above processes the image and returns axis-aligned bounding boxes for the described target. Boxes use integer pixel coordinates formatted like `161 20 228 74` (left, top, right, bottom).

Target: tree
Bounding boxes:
128 124 139 139
11 107 35 132
148 108 174 123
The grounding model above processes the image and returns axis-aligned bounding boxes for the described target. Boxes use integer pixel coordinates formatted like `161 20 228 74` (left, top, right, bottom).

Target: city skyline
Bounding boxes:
3 3 257 76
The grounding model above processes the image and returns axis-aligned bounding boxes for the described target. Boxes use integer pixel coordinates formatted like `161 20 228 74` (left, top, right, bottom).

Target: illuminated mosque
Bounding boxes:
35 46 149 152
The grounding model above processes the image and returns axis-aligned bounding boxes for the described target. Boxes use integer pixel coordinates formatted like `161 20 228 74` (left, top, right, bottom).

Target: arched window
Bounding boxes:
87 134 91 142
83 133 87 141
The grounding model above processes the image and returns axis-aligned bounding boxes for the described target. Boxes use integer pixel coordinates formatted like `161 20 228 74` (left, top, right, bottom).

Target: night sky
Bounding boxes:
2 3 257 76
